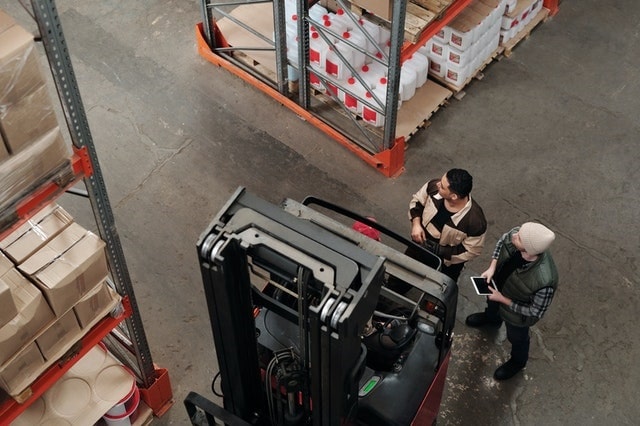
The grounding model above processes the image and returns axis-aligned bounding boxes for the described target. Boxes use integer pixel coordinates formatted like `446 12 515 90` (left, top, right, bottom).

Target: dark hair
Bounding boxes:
446 168 473 198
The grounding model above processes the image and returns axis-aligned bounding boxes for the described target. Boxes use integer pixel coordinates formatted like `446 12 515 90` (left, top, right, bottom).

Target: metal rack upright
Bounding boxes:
0 0 173 422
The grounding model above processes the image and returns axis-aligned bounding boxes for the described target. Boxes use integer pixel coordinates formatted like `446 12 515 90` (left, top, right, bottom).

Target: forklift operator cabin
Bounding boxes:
187 188 459 425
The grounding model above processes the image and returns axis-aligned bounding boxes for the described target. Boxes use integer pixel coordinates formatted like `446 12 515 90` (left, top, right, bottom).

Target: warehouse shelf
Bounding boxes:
0 0 173 422
198 0 478 177
198 0 558 176
0 298 131 425
0 148 92 243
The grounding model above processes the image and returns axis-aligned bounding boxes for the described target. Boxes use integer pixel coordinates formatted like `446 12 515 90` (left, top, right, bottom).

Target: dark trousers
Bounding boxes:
485 300 530 367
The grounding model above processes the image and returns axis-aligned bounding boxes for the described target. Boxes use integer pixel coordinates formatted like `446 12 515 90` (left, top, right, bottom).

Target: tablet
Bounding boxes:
470 276 496 295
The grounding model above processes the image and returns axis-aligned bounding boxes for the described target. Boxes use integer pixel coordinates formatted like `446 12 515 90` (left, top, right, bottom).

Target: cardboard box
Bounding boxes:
36 310 82 360
0 203 74 264
19 223 109 316
0 83 58 154
0 341 45 396
0 264 19 328
0 269 55 365
0 250 12 275
0 126 70 209
0 24 44 105
0 9 16 35
74 280 121 329
352 0 392 21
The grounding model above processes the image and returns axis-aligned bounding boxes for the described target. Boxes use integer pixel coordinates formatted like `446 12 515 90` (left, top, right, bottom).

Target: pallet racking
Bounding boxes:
0 0 172 423
197 0 558 176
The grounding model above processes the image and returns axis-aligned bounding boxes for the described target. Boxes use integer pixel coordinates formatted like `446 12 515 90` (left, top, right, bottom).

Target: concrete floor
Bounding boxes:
3 0 639 424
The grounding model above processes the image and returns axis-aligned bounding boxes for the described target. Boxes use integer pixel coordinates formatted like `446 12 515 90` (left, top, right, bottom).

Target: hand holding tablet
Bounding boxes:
470 276 496 295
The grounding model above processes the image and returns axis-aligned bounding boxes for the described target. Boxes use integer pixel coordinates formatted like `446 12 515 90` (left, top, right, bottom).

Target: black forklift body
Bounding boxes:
188 187 458 426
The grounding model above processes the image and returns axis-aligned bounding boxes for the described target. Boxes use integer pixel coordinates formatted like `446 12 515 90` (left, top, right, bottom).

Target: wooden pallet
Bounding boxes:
351 0 455 43
411 0 454 18
500 7 550 58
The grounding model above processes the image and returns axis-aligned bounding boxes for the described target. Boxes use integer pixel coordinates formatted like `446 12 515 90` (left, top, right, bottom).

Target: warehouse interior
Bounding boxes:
0 0 638 425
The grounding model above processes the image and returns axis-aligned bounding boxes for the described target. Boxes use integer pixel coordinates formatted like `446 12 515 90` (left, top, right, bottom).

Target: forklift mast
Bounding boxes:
186 187 458 426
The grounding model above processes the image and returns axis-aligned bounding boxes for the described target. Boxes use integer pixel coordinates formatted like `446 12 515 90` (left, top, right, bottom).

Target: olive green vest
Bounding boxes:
497 238 558 327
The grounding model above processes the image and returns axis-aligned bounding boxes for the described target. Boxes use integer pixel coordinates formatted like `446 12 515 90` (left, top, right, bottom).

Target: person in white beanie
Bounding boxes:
465 222 558 380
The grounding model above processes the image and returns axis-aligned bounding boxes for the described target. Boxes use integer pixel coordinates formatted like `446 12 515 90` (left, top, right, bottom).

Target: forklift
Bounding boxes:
185 187 458 425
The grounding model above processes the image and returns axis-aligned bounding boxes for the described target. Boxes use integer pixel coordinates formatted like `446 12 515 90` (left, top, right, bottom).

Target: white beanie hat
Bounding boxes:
519 222 555 255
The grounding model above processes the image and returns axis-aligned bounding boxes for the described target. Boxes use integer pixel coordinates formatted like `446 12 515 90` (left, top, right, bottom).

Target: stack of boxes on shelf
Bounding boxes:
0 9 122 400
499 0 544 45
285 1 431 127
0 10 70 208
0 204 121 398
422 0 505 87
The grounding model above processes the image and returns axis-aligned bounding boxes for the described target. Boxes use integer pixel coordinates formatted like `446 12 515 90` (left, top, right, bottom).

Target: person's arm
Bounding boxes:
408 180 437 244
480 230 510 281
488 287 555 320
510 287 555 319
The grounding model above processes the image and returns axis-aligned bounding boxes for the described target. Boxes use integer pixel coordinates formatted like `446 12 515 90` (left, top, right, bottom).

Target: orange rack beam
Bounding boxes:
0 297 132 425
542 0 559 16
0 147 93 242
401 0 474 62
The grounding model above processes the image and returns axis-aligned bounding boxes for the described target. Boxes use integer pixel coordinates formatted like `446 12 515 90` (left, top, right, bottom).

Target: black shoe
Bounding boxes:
465 312 502 328
493 359 525 381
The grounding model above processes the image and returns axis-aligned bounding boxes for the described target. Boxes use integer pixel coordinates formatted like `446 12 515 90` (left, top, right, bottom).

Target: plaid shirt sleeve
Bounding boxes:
492 228 518 259
510 287 555 319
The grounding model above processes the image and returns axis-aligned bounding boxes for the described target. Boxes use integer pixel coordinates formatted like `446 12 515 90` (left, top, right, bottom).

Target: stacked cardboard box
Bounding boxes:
0 9 70 209
0 205 120 397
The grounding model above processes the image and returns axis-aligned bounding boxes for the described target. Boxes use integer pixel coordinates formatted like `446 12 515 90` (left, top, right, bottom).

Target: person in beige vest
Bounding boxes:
407 168 487 282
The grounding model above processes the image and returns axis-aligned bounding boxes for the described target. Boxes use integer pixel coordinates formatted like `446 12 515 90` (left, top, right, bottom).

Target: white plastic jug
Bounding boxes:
325 42 354 80
403 53 429 87
309 31 330 69
309 3 328 22
356 18 381 53
399 65 417 101
358 63 386 89
341 31 366 68
338 76 369 114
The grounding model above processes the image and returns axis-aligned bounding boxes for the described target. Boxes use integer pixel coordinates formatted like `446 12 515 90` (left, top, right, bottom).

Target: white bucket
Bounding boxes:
447 44 474 67
449 18 475 51
399 65 417 101
403 53 429 87
432 26 450 44
501 14 518 31
428 39 449 60
428 56 447 78
504 0 517 15
325 42 354 80
445 61 469 86
102 382 140 426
